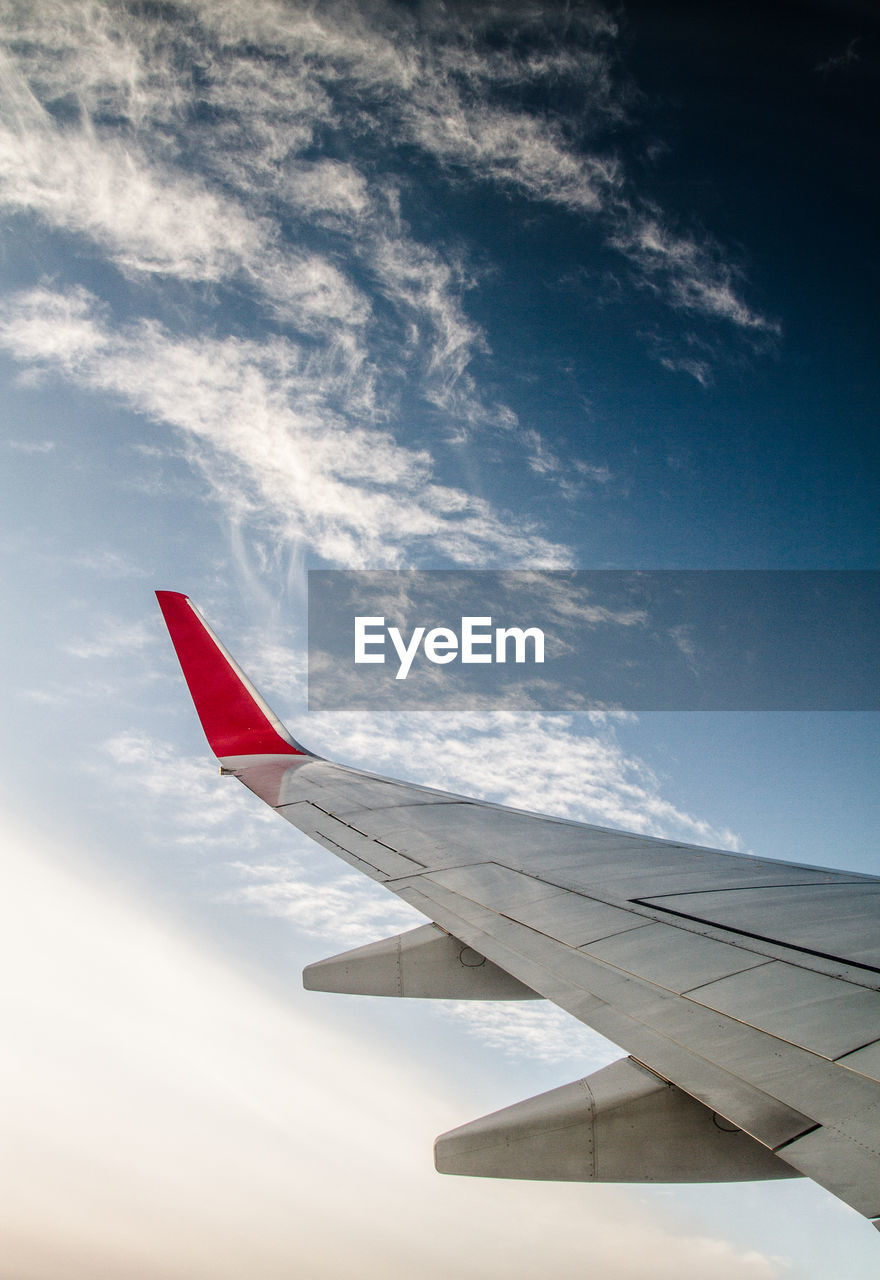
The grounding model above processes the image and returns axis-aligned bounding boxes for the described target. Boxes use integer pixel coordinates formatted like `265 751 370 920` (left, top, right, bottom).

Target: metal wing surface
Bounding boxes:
157 591 880 1228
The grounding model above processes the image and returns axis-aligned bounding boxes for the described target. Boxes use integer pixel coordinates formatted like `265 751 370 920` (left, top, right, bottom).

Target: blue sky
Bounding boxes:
1 2 878 1275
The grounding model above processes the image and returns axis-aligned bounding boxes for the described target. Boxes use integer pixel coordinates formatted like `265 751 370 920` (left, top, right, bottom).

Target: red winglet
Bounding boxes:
156 591 306 759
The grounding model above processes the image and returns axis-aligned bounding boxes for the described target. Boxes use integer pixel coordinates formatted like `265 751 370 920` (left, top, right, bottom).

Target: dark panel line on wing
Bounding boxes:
309 803 371 837
835 1039 880 1063
772 1123 823 1153
634 900 880 980
372 836 406 854
640 880 872 897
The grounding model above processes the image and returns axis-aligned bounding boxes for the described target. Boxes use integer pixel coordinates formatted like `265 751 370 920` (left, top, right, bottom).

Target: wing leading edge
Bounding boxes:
157 592 880 1231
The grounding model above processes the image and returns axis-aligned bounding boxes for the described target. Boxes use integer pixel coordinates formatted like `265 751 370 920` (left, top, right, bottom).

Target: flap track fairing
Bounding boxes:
303 922 541 1000
435 1057 799 1184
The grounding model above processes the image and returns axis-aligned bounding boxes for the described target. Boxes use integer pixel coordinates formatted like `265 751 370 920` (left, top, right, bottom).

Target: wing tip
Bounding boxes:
156 589 310 760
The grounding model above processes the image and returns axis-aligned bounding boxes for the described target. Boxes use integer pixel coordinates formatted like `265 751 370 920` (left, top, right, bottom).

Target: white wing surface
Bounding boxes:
157 591 880 1227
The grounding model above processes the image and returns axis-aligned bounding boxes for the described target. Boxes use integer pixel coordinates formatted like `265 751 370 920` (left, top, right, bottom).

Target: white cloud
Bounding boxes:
0 0 780 590
102 730 271 835
0 286 572 567
521 429 612 496
68 548 146 578
65 616 154 659
244 636 310 700
405 94 619 213
437 1000 619 1071
223 858 425 946
368 226 485 402
291 695 738 847
612 214 780 334
0 7 485 394
280 159 370 223
6 437 56 452
0 47 366 332
0 0 777 434
660 354 715 387
0 283 107 371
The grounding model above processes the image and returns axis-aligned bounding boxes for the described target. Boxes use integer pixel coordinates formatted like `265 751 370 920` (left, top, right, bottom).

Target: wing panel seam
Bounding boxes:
632 899 880 979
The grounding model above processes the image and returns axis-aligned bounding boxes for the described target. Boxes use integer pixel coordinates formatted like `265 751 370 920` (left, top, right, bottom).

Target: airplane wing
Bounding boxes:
157 590 880 1228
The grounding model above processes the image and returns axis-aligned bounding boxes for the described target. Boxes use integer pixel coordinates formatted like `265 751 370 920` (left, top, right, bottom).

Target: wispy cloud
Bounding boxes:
0 0 777 501
68 548 147 578
658 354 714 387
522 428 613 489
0 102 367 334
313 706 742 847
65 616 154 659
815 37 860 77
186 1 773 343
404 94 620 214
436 1000 618 1071
0 285 572 567
102 729 274 835
223 848 634 1069
611 213 780 334
6 437 56 452
222 858 424 946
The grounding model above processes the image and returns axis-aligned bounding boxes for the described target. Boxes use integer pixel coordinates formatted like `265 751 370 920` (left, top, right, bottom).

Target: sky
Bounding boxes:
0 0 878 1275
